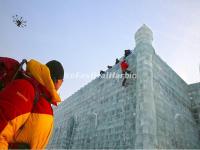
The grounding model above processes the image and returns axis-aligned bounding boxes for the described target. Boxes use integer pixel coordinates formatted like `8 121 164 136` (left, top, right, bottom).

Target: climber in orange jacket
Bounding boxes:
0 59 64 149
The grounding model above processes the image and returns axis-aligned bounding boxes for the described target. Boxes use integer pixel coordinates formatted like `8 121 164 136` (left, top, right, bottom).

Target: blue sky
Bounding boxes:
0 0 199 100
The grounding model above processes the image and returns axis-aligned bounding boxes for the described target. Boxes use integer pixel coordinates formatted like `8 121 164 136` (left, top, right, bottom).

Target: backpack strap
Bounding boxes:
12 59 27 81
22 73 52 105
24 74 40 105
40 93 52 104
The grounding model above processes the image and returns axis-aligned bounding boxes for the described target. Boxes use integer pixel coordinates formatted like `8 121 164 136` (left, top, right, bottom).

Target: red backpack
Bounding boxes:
0 57 49 149
0 57 40 104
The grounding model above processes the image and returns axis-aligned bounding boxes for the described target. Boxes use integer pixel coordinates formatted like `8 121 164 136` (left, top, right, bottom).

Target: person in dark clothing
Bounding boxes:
100 70 105 76
124 49 132 58
115 58 120 64
107 65 112 69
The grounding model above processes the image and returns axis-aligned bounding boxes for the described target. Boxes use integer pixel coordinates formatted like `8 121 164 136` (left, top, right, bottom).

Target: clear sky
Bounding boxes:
0 0 200 100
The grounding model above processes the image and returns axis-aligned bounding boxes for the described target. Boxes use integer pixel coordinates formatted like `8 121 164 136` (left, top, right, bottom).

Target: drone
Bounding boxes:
12 15 27 28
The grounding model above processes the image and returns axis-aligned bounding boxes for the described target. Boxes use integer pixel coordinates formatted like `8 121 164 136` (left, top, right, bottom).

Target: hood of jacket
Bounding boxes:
26 59 61 105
